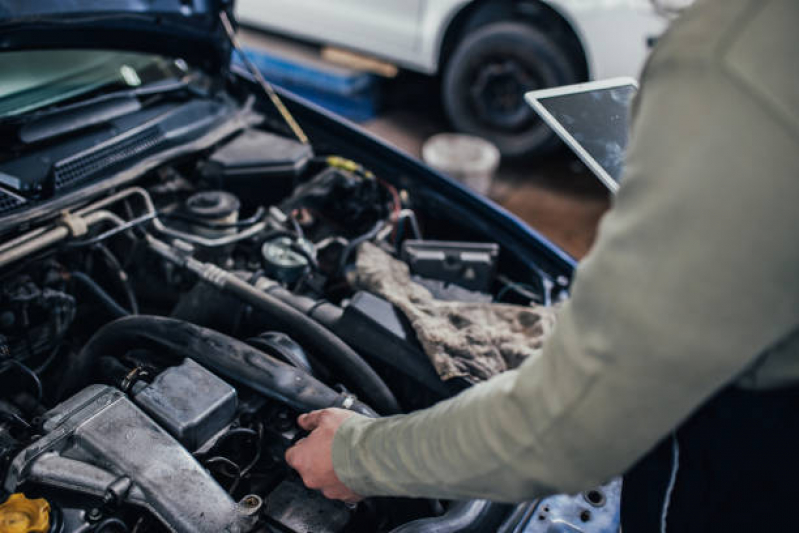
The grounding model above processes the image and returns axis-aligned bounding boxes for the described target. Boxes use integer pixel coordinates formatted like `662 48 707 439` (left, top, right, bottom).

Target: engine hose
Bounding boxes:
92 517 129 532
70 271 131 319
247 332 315 375
222 276 401 415
146 235 401 415
389 500 512 533
60 315 377 417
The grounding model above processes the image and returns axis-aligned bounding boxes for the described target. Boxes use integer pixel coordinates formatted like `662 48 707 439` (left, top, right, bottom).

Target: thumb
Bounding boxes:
297 410 325 431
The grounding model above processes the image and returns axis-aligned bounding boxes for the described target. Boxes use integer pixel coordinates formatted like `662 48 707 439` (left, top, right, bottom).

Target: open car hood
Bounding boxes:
0 0 233 73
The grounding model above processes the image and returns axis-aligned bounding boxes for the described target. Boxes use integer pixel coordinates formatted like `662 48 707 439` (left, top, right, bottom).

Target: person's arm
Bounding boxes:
288 0 799 502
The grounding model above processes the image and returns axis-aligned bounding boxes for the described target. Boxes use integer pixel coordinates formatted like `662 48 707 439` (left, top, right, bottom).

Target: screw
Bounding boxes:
237 494 263 517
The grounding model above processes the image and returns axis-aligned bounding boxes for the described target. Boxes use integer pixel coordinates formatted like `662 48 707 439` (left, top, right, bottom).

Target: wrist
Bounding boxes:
331 413 378 496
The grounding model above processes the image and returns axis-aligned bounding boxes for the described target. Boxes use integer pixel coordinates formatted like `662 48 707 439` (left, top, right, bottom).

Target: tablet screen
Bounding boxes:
534 83 637 186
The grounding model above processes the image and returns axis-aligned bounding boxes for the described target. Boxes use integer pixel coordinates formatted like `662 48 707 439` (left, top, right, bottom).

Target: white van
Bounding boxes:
237 0 677 157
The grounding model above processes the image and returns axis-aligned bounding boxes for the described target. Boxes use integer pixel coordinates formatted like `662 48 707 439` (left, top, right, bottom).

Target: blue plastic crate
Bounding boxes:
234 48 381 122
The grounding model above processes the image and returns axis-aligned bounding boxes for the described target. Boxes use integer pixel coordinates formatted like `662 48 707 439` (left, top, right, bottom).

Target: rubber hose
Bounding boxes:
247 332 315 375
389 500 512 533
70 272 130 319
61 315 377 417
92 517 129 532
217 273 401 415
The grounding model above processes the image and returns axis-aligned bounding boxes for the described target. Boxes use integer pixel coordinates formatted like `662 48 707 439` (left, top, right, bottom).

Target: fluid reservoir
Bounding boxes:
183 190 241 239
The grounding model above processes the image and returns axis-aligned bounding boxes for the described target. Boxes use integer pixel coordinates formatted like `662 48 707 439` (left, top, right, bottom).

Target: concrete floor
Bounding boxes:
363 75 612 259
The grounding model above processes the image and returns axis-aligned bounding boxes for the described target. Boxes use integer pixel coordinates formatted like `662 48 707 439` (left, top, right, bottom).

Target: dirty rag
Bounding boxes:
355 242 558 382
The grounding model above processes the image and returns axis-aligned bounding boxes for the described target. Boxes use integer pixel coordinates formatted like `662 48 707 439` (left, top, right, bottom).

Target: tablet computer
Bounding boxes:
526 78 638 193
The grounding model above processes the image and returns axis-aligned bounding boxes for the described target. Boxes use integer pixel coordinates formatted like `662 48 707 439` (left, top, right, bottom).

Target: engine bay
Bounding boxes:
0 121 571 532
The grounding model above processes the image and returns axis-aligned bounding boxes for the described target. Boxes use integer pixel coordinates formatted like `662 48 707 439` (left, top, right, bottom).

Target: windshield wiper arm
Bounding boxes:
13 78 196 145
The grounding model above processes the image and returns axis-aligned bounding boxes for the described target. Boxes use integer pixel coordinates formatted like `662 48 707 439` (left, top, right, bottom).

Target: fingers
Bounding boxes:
297 409 326 430
284 441 301 469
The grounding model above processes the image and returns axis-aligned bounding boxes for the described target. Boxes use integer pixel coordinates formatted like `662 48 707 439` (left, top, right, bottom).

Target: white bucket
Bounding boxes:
422 134 500 196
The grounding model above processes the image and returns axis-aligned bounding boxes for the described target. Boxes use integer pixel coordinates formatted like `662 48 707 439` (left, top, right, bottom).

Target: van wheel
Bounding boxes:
442 21 579 159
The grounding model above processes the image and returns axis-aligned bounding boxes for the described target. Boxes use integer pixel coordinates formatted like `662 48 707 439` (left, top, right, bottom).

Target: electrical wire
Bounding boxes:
0 410 32 431
289 241 319 272
336 220 386 277
33 343 63 375
70 271 132 319
239 423 264 479
0 359 43 402
93 244 139 315
660 434 681 533
204 456 242 494
495 281 541 304
289 211 305 240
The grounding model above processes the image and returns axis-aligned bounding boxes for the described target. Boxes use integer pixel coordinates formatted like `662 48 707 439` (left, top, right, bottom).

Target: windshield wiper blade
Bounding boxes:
11 78 195 145
19 95 141 144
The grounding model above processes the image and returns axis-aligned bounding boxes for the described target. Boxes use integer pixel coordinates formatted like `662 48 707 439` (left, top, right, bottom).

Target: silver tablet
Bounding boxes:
526 78 638 193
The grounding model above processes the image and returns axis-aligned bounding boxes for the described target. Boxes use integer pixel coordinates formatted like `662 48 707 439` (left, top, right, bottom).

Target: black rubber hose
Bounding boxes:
92 517 129 532
61 315 377 417
70 271 130 319
215 273 401 415
247 332 315 375
389 500 512 533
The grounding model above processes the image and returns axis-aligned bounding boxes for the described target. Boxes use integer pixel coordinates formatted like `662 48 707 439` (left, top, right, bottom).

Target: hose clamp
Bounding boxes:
59 211 88 237
336 393 357 411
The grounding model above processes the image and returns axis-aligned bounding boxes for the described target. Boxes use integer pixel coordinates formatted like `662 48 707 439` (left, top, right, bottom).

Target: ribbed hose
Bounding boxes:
59 315 377 417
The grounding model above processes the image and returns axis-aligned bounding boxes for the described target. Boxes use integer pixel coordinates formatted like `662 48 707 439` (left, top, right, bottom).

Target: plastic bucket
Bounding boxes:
422 133 500 196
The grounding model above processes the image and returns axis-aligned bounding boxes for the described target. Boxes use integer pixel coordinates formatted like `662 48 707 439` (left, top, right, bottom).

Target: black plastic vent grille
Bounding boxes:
54 126 166 190
0 189 25 215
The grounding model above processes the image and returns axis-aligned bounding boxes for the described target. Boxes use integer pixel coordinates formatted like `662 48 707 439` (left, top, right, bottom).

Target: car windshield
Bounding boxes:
0 50 184 119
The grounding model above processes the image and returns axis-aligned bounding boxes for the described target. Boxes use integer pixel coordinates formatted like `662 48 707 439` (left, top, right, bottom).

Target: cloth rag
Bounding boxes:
355 242 557 382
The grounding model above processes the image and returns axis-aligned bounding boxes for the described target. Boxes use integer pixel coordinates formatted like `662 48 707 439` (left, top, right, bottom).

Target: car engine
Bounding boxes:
0 127 565 533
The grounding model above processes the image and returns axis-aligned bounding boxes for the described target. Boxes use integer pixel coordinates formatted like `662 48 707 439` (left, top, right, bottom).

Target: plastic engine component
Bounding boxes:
201 129 312 206
401 240 499 292
333 291 456 399
132 359 238 450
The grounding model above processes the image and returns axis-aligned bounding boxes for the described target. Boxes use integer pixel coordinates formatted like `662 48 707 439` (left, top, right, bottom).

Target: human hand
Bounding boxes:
284 408 364 503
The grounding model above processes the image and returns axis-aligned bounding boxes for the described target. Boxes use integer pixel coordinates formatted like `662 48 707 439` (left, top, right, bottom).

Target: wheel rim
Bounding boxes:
468 57 541 131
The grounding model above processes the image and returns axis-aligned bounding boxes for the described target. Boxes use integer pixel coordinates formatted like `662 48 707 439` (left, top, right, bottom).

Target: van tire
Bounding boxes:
442 21 579 159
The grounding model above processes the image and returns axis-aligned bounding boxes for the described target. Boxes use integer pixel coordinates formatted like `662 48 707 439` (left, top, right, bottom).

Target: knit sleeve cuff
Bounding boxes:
331 413 382 496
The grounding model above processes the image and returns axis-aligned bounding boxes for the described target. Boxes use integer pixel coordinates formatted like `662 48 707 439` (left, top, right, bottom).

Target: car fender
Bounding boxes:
425 0 667 80
417 0 473 75
543 0 668 79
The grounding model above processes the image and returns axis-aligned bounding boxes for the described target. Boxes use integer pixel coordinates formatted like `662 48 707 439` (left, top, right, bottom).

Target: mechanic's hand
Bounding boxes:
285 408 364 503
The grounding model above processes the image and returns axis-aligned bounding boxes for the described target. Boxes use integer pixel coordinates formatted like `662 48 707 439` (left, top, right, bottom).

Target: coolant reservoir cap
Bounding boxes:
0 493 50 533
261 236 314 283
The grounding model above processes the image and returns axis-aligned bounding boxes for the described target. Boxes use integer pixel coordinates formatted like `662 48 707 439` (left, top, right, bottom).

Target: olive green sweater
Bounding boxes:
332 0 799 502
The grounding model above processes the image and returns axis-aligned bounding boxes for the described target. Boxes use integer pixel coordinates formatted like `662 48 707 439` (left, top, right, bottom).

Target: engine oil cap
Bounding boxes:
0 493 50 533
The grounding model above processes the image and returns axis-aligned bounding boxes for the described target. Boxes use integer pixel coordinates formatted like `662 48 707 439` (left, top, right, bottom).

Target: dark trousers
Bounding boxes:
621 384 799 532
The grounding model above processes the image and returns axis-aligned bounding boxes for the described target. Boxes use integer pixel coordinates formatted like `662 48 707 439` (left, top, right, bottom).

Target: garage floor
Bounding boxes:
363 74 612 260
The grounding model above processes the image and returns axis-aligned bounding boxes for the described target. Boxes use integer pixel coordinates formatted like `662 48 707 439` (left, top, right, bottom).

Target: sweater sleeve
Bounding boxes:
331 0 799 502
